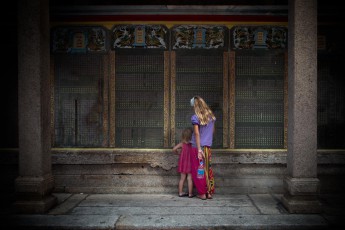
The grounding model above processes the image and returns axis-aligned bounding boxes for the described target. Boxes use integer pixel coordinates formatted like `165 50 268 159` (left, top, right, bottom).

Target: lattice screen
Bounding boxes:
115 51 165 148
54 54 104 147
175 51 224 148
235 50 285 148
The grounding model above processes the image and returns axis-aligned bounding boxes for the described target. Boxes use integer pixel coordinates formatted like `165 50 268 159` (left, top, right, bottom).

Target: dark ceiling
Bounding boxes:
48 0 344 18
50 0 288 6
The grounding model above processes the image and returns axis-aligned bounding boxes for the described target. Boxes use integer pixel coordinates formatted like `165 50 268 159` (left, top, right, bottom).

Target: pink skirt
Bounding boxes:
190 147 207 195
178 143 192 173
190 146 215 196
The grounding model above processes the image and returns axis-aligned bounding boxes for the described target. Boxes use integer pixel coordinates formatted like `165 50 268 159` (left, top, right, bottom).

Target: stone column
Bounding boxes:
281 0 321 213
15 0 57 213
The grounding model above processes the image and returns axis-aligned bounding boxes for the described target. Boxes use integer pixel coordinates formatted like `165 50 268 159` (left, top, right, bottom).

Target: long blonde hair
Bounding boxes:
191 96 216 125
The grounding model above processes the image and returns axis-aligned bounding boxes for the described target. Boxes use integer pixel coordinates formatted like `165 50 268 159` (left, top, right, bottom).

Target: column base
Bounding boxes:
282 193 322 213
14 195 57 214
14 174 57 214
282 176 322 213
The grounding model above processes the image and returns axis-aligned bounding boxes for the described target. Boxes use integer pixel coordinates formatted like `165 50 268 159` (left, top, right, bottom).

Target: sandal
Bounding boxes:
178 193 188 197
206 193 213 199
188 194 195 198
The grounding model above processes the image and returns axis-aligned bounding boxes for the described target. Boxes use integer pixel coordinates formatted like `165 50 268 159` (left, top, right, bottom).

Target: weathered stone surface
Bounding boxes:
16 0 56 214
282 193 322 214
317 150 345 164
2 149 345 195
284 177 320 195
6 214 118 229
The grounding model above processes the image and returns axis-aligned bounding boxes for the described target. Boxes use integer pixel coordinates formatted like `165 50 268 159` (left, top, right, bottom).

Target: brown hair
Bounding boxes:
181 127 192 143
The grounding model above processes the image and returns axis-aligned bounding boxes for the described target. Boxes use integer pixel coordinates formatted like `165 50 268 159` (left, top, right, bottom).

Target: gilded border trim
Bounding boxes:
50 56 55 147
102 55 109 147
284 51 288 149
109 51 116 147
223 52 229 148
229 51 236 149
163 51 170 147
170 51 176 146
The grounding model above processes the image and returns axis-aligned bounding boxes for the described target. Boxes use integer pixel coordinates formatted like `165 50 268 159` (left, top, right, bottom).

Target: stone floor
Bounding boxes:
1 193 345 229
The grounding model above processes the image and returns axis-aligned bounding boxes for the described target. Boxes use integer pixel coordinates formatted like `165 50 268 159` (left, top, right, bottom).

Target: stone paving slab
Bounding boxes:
249 194 287 214
0 214 331 230
49 193 87 215
71 206 260 215
80 198 252 207
2 193 345 229
3 214 118 230
115 214 328 230
79 194 253 207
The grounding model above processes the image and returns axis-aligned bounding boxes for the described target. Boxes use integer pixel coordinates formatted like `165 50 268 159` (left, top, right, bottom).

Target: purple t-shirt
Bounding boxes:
190 114 215 147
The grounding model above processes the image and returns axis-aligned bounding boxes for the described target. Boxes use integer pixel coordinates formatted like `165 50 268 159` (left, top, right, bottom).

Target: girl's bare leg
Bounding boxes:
179 173 187 195
187 173 193 196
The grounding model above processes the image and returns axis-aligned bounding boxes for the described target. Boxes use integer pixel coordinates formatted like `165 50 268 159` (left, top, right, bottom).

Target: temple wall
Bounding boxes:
3 150 343 196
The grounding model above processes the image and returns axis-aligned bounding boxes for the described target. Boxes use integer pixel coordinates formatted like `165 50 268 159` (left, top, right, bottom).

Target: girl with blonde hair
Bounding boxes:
189 96 216 200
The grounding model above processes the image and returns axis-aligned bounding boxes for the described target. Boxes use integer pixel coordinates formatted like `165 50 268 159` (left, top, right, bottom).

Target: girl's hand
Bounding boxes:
198 149 204 159
172 142 183 154
173 149 180 154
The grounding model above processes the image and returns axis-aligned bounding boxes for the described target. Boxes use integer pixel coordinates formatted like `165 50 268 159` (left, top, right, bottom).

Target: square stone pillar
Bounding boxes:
15 0 57 213
282 0 321 213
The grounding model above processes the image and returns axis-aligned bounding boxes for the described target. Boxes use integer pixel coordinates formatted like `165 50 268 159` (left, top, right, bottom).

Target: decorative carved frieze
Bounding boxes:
231 26 287 50
51 26 108 53
111 25 168 49
171 25 227 50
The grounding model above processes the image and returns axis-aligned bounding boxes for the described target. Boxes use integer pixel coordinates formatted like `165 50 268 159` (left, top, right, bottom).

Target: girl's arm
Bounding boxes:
193 124 204 159
172 142 183 154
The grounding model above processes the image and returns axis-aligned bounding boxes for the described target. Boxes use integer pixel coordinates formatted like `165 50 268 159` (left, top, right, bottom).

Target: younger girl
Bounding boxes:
172 127 194 198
